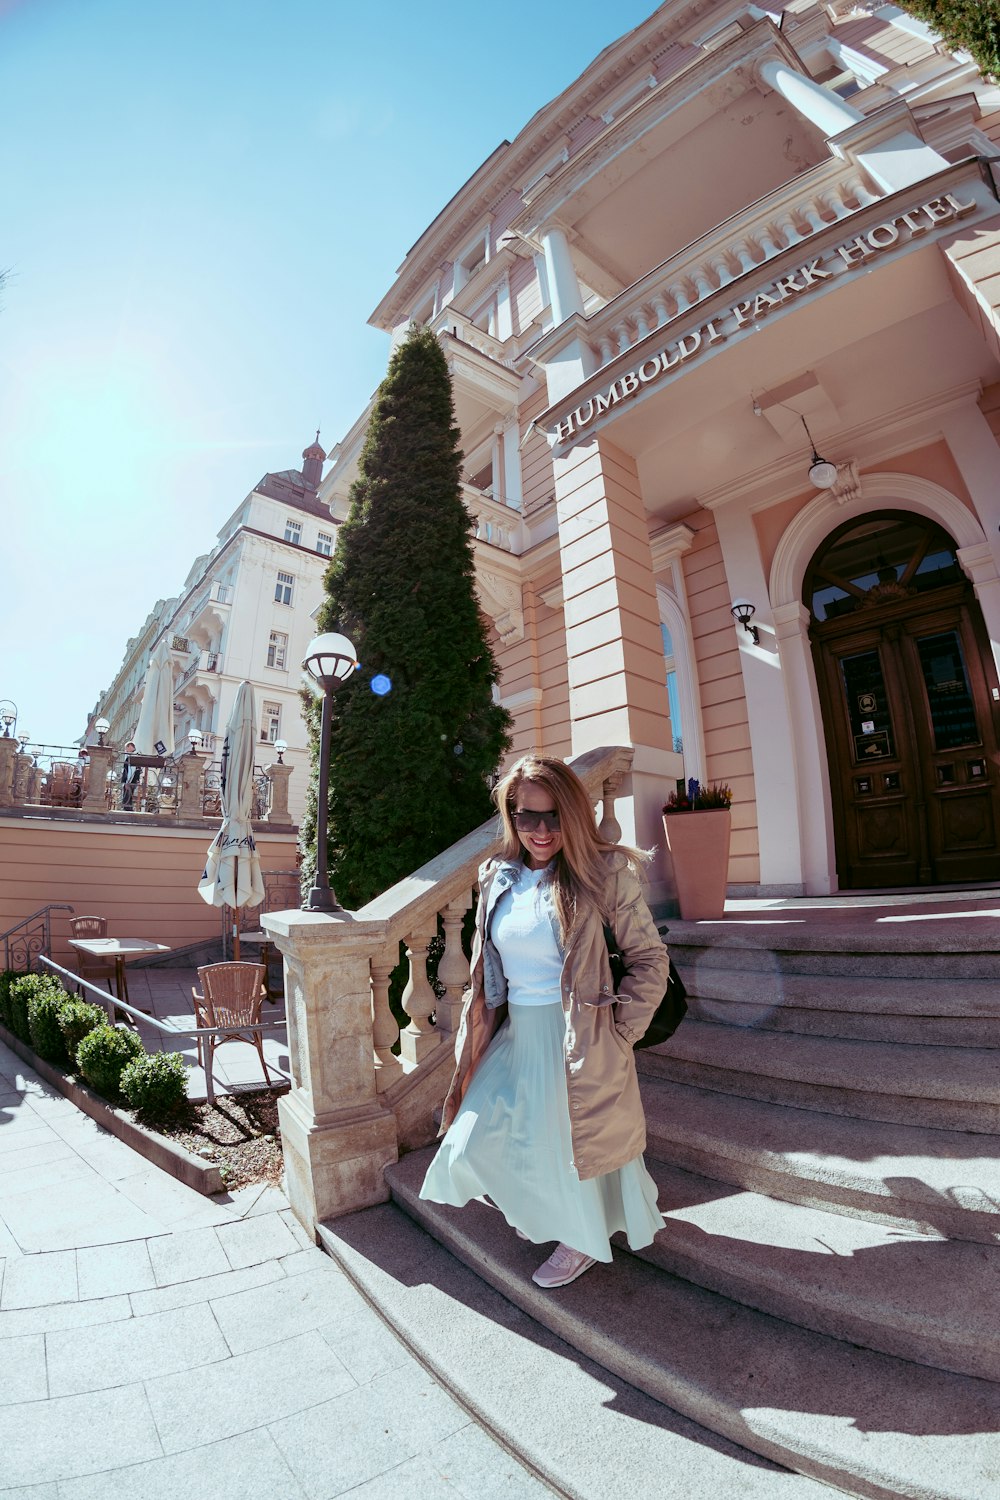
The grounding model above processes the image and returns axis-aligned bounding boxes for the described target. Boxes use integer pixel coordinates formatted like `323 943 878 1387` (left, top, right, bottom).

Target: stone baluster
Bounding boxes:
820 188 852 222
599 775 624 844
799 198 828 233
690 262 715 301
371 955 401 1093
650 291 672 327
615 322 632 355
668 280 691 316
633 305 652 340
845 171 879 208
708 252 735 290
399 927 441 1065
730 238 757 274
775 211 803 249
756 221 782 259
264 759 294 824
436 896 472 1034
597 334 617 364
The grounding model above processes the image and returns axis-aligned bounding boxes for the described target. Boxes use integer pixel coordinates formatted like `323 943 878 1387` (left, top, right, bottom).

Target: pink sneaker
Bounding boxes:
531 1242 596 1288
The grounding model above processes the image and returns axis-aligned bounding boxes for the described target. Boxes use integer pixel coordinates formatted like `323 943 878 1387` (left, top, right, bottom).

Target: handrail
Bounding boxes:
2 904 74 971
38 955 288 1104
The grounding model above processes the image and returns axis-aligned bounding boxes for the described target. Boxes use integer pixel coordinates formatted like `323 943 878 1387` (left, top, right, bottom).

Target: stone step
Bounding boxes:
638 1158 1000 1382
318 1203 831 1500
640 1019 1000 1132
380 1148 1000 1500
664 927 1000 983
678 965 999 1013
687 991 998 1046
640 1076 1000 1245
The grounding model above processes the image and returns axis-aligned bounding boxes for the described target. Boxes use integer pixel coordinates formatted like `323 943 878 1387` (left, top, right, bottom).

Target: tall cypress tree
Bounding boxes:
303 324 512 909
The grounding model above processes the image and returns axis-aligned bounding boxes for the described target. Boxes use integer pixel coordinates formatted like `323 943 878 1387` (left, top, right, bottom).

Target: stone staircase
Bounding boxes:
320 897 1000 1500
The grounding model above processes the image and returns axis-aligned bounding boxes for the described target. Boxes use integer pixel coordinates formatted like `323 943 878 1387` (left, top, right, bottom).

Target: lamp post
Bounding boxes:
0 702 17 738
302 631 358 912
273 738 287 764
95 717 110 747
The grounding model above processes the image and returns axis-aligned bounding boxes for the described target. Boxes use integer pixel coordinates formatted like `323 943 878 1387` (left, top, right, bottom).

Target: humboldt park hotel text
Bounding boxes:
322 1 1000 902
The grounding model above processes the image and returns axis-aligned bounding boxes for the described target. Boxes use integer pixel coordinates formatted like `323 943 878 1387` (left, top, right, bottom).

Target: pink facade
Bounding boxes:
324 0 1000 900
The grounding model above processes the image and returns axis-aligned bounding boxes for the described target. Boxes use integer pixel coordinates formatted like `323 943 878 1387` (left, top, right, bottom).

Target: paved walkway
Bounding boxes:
0 1038 551 1499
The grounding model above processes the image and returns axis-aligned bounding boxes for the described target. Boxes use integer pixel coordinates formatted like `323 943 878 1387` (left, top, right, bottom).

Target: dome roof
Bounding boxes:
303 430 325 462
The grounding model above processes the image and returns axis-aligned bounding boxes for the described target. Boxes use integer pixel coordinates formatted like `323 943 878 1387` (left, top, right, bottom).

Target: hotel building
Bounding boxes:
325 0 1000 900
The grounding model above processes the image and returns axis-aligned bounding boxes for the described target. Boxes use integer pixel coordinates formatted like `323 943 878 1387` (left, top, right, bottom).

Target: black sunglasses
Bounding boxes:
512 807 560 831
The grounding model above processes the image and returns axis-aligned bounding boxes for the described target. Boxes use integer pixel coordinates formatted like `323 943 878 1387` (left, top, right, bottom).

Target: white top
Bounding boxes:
491 862 564 1006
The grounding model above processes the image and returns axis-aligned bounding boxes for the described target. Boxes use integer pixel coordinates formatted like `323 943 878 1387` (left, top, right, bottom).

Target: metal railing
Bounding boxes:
37 955 287 1104
2 905 74 971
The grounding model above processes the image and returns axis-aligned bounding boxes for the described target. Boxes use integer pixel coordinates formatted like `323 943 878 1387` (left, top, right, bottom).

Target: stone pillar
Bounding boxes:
539 223 585 325
712 498 805 894
264 761 293 823
0 736 18 808
177 751 204 819
261 908 398 1231
81 744 115 812
553 434 678 900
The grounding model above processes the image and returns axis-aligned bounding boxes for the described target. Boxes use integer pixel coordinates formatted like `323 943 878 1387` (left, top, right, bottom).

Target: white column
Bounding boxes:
539 223 584 325
713 500 805 892
939 404 1000 575
773 602 838 896
501 419 523 511
758 56 863 137
757 57 947 193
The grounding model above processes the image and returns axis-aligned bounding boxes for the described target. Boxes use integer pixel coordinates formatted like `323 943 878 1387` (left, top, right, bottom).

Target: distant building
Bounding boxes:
89 436 335 824
324 0 1000 899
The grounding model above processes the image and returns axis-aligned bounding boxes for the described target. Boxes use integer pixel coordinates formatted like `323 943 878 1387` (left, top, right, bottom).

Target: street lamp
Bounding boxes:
0 702 17 738
187 728 204 754
273 738 287 764
302 631 358 912
95 717 110 746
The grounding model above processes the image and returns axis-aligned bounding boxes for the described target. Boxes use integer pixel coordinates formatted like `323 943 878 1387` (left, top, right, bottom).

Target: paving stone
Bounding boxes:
0 1293 132 1338
423 1422 556 1499
77 1239 156 1299
0 1156 92 1201
129 1259 282 1318
0 1385 162 1487
55 1426 309 1500
0 1176 163 1252
0 1485 60 1499
113 1167 236 1231
268 1368 470 1500
215 1211 299 1269
146 1328 357 1452
0 1333 47 1406
0 1140 73 1175
1 1250 77 1309
0 1124 54 1156
319 1303 420 1384
146 1225 229 1287
280 1248 324 1277
280 1207 315 1249
210 1262 358 1355
46 1302 229 1396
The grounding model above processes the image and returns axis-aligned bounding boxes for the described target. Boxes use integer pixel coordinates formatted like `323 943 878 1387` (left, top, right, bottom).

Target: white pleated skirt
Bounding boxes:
420 1001 663 1261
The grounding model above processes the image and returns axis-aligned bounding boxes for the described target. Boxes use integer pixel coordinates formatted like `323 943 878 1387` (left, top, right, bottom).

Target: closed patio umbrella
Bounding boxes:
198 680 264 957
133 636 176 758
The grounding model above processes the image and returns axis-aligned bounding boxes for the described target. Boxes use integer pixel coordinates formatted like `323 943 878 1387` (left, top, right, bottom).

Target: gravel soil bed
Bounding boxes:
159 1085 289 1190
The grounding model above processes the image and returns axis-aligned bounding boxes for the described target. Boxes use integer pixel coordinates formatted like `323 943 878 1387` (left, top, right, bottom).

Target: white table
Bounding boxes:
68 937 171 1008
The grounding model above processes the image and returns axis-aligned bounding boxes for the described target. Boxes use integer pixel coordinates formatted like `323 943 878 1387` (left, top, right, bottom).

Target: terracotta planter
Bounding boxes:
662 808 732 921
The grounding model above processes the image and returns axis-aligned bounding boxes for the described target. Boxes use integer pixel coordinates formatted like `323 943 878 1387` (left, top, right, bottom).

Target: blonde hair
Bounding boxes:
493 754 644 941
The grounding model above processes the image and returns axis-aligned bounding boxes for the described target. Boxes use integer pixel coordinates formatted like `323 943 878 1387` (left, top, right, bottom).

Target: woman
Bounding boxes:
420 754 671 1288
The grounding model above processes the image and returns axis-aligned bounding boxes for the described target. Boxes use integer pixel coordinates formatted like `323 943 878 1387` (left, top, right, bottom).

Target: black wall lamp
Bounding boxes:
731 600 760 644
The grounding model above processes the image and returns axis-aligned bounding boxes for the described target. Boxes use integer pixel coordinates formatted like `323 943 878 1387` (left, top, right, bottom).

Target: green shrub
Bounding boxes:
8 974 64 1045
76 1024 144 1099
58 999 108 1065
120 1051 188 1124
0 970 21 1031
27 984 71 1065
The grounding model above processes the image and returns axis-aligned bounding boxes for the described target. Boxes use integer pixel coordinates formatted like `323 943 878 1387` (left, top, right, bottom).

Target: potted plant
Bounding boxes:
662 778 733 921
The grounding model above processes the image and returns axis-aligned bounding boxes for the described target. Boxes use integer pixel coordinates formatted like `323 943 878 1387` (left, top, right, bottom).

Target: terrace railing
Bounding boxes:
2 904 75 972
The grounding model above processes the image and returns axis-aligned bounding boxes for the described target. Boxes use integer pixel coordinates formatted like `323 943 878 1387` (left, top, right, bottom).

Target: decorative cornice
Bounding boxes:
650 522 697 571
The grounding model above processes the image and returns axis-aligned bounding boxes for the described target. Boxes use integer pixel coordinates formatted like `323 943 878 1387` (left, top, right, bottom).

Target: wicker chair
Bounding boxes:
69 915 116 996
192 962 271 1090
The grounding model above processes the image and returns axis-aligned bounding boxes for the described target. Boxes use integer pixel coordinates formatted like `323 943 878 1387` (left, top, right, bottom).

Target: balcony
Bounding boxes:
175 650 222 699
462 484 522 555
186 581 232 642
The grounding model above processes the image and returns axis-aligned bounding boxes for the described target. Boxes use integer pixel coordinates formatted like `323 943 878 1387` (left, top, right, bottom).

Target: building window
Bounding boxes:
267 630 288 670
261 702 281 743
275 571 294 605
284 519 302 545
317 531 333 557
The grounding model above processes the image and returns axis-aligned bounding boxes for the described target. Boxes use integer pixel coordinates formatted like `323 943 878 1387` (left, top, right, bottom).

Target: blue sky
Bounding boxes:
1 0 656 746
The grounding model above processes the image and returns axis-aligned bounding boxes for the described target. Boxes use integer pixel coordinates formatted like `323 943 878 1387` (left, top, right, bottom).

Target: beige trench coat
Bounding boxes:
440 850 671 1180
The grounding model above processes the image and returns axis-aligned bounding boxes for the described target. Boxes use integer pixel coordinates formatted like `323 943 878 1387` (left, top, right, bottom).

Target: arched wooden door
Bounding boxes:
807 511 1000 888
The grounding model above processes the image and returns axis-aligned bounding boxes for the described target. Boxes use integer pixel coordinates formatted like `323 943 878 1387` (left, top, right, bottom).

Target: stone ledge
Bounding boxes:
0 1021 224 1195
